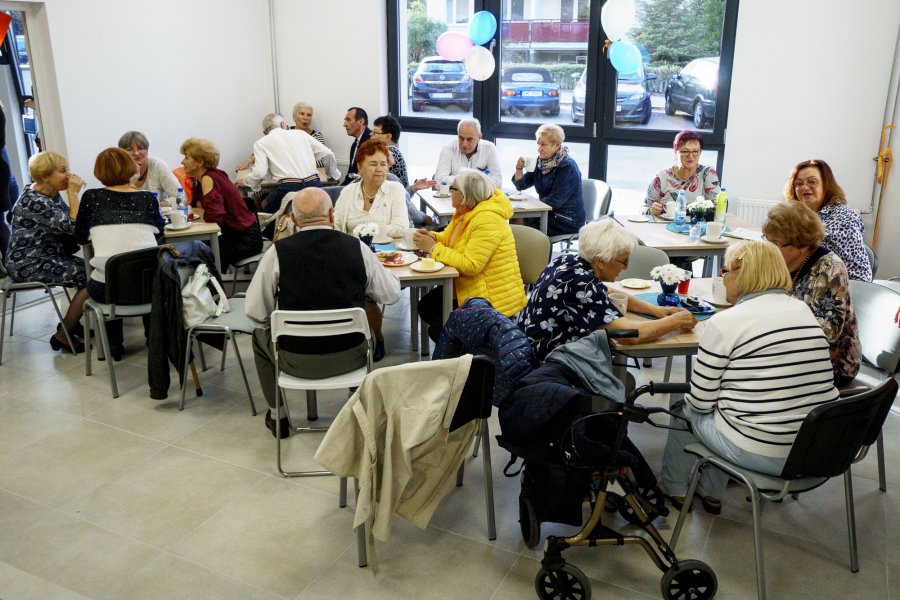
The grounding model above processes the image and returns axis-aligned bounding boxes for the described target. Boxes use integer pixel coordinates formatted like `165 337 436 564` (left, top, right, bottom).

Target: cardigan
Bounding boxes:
333 180 410 238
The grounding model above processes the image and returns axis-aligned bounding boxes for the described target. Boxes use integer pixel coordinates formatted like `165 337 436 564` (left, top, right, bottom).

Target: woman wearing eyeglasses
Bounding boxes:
117 131 181 202
762 201 860 386
644 130 720 217
660 240 839 514
783 159 872 281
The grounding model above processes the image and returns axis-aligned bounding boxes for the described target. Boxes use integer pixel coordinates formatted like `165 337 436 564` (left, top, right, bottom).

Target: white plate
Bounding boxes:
371 235 393 244
396 242 417 251
375 251 418 267
705 296 732 308
627 215 649 223
410 260 444 273
620 278 651 289
432 193 451 198
700 235 728 244
165 222 192 231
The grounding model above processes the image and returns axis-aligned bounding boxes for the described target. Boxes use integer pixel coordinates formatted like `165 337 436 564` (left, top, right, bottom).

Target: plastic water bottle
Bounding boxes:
176 188 189 220
715 188 728 223
674 190 686 227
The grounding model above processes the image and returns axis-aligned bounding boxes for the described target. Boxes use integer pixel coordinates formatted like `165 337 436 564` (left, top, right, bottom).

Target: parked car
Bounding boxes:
410 56 472 112
664 57 719 128
500 67 560 116
571 66 656 124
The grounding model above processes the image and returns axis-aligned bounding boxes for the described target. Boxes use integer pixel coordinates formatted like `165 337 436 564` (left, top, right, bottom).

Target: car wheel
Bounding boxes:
693 102 706 128
664 93 675 116
411 102 424 113
549 106 560 117
571 106 579 123
641 108 652 125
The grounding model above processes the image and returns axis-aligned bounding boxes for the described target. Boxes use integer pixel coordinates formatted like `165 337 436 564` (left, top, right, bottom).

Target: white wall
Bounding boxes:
18 0 273 186
722 0 900 276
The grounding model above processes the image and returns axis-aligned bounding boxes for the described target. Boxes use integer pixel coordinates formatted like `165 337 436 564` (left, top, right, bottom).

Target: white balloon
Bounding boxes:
464 46 495 81
601 0 636 41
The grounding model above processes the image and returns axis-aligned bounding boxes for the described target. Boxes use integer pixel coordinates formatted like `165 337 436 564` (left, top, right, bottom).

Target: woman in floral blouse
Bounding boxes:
644 130 720 217
762 201 861 385
782 159 872 281
517 219 696 361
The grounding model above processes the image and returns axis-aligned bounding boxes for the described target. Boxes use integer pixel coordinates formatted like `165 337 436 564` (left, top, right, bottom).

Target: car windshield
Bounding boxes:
618 70 643 82
695 61 719 87
506 71 551 83
423 62 464 74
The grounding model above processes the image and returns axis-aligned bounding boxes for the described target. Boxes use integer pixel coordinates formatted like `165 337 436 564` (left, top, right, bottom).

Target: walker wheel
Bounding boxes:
660 560 717 600
535 563 591 600
519 495 541 548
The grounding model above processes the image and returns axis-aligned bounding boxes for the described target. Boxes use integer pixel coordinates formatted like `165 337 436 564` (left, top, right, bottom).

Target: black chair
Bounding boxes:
669 378 899 600
322 185 345 206
83 246 159 398
227 197 268 295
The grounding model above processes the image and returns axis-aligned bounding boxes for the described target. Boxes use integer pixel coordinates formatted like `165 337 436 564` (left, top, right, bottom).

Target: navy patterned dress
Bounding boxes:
817 203 872 282
517 253 622 361
4 187 86 288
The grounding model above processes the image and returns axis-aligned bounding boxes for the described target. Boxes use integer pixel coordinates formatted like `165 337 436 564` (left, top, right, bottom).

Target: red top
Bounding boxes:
197 168 256 232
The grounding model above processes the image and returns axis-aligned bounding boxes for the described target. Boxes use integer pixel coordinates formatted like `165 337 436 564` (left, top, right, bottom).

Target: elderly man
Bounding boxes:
432 118 503 189
236 113 340 213
246 188 401 438
342 107 371 184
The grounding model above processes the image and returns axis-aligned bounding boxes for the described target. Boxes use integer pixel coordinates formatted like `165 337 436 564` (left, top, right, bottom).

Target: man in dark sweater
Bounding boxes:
341 107 371 184
245 187 400 437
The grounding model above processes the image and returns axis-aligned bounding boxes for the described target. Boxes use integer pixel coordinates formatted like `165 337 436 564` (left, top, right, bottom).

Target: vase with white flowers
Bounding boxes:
687 198 715 224
352 223 379 252
650 263 686 306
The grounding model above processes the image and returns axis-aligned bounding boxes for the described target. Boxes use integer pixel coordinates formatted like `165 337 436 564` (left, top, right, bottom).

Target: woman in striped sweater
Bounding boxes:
660 240 839 514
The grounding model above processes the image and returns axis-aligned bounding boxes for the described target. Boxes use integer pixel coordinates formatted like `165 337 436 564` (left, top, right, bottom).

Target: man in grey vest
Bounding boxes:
245 187 400 438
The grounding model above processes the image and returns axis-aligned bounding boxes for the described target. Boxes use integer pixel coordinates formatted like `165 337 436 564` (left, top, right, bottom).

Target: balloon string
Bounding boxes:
603 39 611 54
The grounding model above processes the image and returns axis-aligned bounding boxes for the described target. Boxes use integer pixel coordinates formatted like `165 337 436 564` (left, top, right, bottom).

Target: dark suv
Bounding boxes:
664 57 719 128
570 66 656 124
410 56 473 112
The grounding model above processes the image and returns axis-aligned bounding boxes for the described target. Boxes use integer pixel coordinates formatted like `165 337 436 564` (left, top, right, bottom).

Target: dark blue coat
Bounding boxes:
512 155 585 236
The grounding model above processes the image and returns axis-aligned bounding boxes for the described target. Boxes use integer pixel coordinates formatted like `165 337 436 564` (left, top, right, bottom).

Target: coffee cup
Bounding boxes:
712 276 727 304
438 179 450 196
608 292 628 315
664 201 677 218
524 156 537 172
706 221 724 239
404 228 417 248
170 211 186 227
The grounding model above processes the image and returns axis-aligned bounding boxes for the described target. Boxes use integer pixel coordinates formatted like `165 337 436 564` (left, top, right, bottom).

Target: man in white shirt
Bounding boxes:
246 187 401 438
433 118 503 188
237 113 340 213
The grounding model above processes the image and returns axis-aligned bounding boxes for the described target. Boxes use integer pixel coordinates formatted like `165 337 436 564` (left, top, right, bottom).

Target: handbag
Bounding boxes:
272 210 298 242
181 263 230 328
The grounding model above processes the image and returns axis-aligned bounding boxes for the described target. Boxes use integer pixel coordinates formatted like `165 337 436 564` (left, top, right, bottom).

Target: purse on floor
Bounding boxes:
182 263 230 328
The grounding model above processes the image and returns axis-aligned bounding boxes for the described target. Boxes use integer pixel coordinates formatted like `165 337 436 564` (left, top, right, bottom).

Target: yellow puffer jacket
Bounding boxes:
431 189 527 316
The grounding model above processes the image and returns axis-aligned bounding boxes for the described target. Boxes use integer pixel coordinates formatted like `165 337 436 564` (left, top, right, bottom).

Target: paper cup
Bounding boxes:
524 156 537 172
665 201 677 218
609 292 628 315
170 211 186 226
438 180 450 196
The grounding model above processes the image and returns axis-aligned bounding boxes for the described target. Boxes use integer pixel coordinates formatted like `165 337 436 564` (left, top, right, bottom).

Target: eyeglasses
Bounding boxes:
793 177 820 189
614 258 629 268
678 149 701 157
128 147 148 155
721 266 740 276
449 186 459 192
761 234 791 248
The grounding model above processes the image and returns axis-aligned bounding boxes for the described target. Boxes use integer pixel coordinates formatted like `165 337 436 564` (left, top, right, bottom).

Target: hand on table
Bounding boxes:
413 229 437 252
662 308 698 331
649 202 665 216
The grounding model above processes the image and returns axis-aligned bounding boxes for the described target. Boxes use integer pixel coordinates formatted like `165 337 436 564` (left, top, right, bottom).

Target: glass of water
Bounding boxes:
689 223 703 244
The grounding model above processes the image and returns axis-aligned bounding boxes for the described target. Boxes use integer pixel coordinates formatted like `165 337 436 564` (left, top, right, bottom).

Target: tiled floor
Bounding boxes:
0 287 897 599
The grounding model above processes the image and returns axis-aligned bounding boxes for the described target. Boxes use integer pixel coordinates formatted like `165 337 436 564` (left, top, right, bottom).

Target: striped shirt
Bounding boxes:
687 292 839 458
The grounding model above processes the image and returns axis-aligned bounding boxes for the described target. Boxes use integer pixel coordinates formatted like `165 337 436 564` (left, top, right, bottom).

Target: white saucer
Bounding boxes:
165 222 191 231
700 235 727 244
396 242 417 251
410 261 444 273
705 296 732 308
627 215 649 222
432 193 451 198
371 235 393 244
620 278 651 289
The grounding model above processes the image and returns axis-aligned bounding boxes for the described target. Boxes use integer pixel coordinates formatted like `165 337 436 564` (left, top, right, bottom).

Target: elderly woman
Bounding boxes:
783 159 872 281
5 151 88 353
762 201 861 386
118 131 181 201
645 130 720 216
180 138 263 273
371 115 408 187
75 147 164 360
518 218 696 361
512 124 585 237
660 241 839 514
414 169 527 341
290 101 327 146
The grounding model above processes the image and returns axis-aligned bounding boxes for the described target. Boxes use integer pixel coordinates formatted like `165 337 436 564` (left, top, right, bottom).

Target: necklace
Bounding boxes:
361 183 378 203
791 251 813 285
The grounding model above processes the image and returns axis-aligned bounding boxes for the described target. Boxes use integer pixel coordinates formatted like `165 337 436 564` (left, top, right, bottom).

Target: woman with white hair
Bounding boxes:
512 123 585 236
414 169 527 341
518 219 696 361
290 101 327 146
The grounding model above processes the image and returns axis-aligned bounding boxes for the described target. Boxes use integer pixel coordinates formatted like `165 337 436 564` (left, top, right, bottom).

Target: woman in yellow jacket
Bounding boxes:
413 168 527 341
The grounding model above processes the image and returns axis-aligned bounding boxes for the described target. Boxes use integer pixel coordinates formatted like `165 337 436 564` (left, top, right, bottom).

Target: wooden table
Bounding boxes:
618 213 760 276
606 278 722 383
387 256 459 356
417 188 552 234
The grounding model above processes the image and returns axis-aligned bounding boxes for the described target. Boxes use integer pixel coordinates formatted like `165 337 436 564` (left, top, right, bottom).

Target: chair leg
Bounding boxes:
844 469 860 573
669 460 703 550
229 332 257 415
663 357 673 381
877 432 887 492
355 480 368 568
180 334 195 411
471 420 482 458
747 484 767 600
481 420 496 540
9 292 16 335
198 341 208 371
0 291 8 365
456 461 465 487
339 476 348 508
84 309 93 376
97 316 119 398
46 286 76 355
307 390 318 421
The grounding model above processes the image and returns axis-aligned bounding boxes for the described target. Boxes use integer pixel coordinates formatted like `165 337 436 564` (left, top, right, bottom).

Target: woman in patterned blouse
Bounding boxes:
5 151 89 353
371 115 408 187
783 159 872 281
762 201 861 385
644 130 720 217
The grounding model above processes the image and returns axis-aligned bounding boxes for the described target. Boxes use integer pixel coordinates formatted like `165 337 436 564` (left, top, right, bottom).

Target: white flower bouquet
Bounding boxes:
687 198 714 212
650 264 686 286
352 223 379 239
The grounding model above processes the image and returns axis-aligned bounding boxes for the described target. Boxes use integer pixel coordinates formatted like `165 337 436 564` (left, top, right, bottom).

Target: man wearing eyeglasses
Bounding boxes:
644 130 720 217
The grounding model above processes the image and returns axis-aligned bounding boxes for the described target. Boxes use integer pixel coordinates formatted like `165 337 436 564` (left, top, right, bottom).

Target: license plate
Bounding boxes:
616 105 622 112
522 91 543 97
431 93 453 99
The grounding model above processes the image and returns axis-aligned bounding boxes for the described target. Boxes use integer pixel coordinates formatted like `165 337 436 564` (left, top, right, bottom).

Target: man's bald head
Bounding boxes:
291 188 333 228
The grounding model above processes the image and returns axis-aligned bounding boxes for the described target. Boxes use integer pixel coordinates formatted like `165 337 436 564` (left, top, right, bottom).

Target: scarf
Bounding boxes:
538 145 569 175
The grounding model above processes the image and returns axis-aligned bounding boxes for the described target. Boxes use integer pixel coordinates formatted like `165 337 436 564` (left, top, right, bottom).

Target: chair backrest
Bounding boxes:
848 280 900 375
449 355 495 431
510 224 551 286
616 245 669 281
781 378 898 479
580 178 597 223
865 245 878 277
270 308 371 345
104 246 159 305
584 178 612 219
323 185 345 206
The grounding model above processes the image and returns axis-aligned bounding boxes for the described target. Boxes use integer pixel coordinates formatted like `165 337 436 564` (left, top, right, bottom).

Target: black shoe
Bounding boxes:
265 410 291 439
97 344 124 362
49 331 84 354
373 340 386 362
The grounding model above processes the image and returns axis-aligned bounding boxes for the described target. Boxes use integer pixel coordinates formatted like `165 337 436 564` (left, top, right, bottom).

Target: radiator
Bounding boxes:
336 159 350 180
736 197 779 226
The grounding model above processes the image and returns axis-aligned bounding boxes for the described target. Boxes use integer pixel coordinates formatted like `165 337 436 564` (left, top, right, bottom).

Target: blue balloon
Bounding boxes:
469 11 497 46
609 40 642 74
